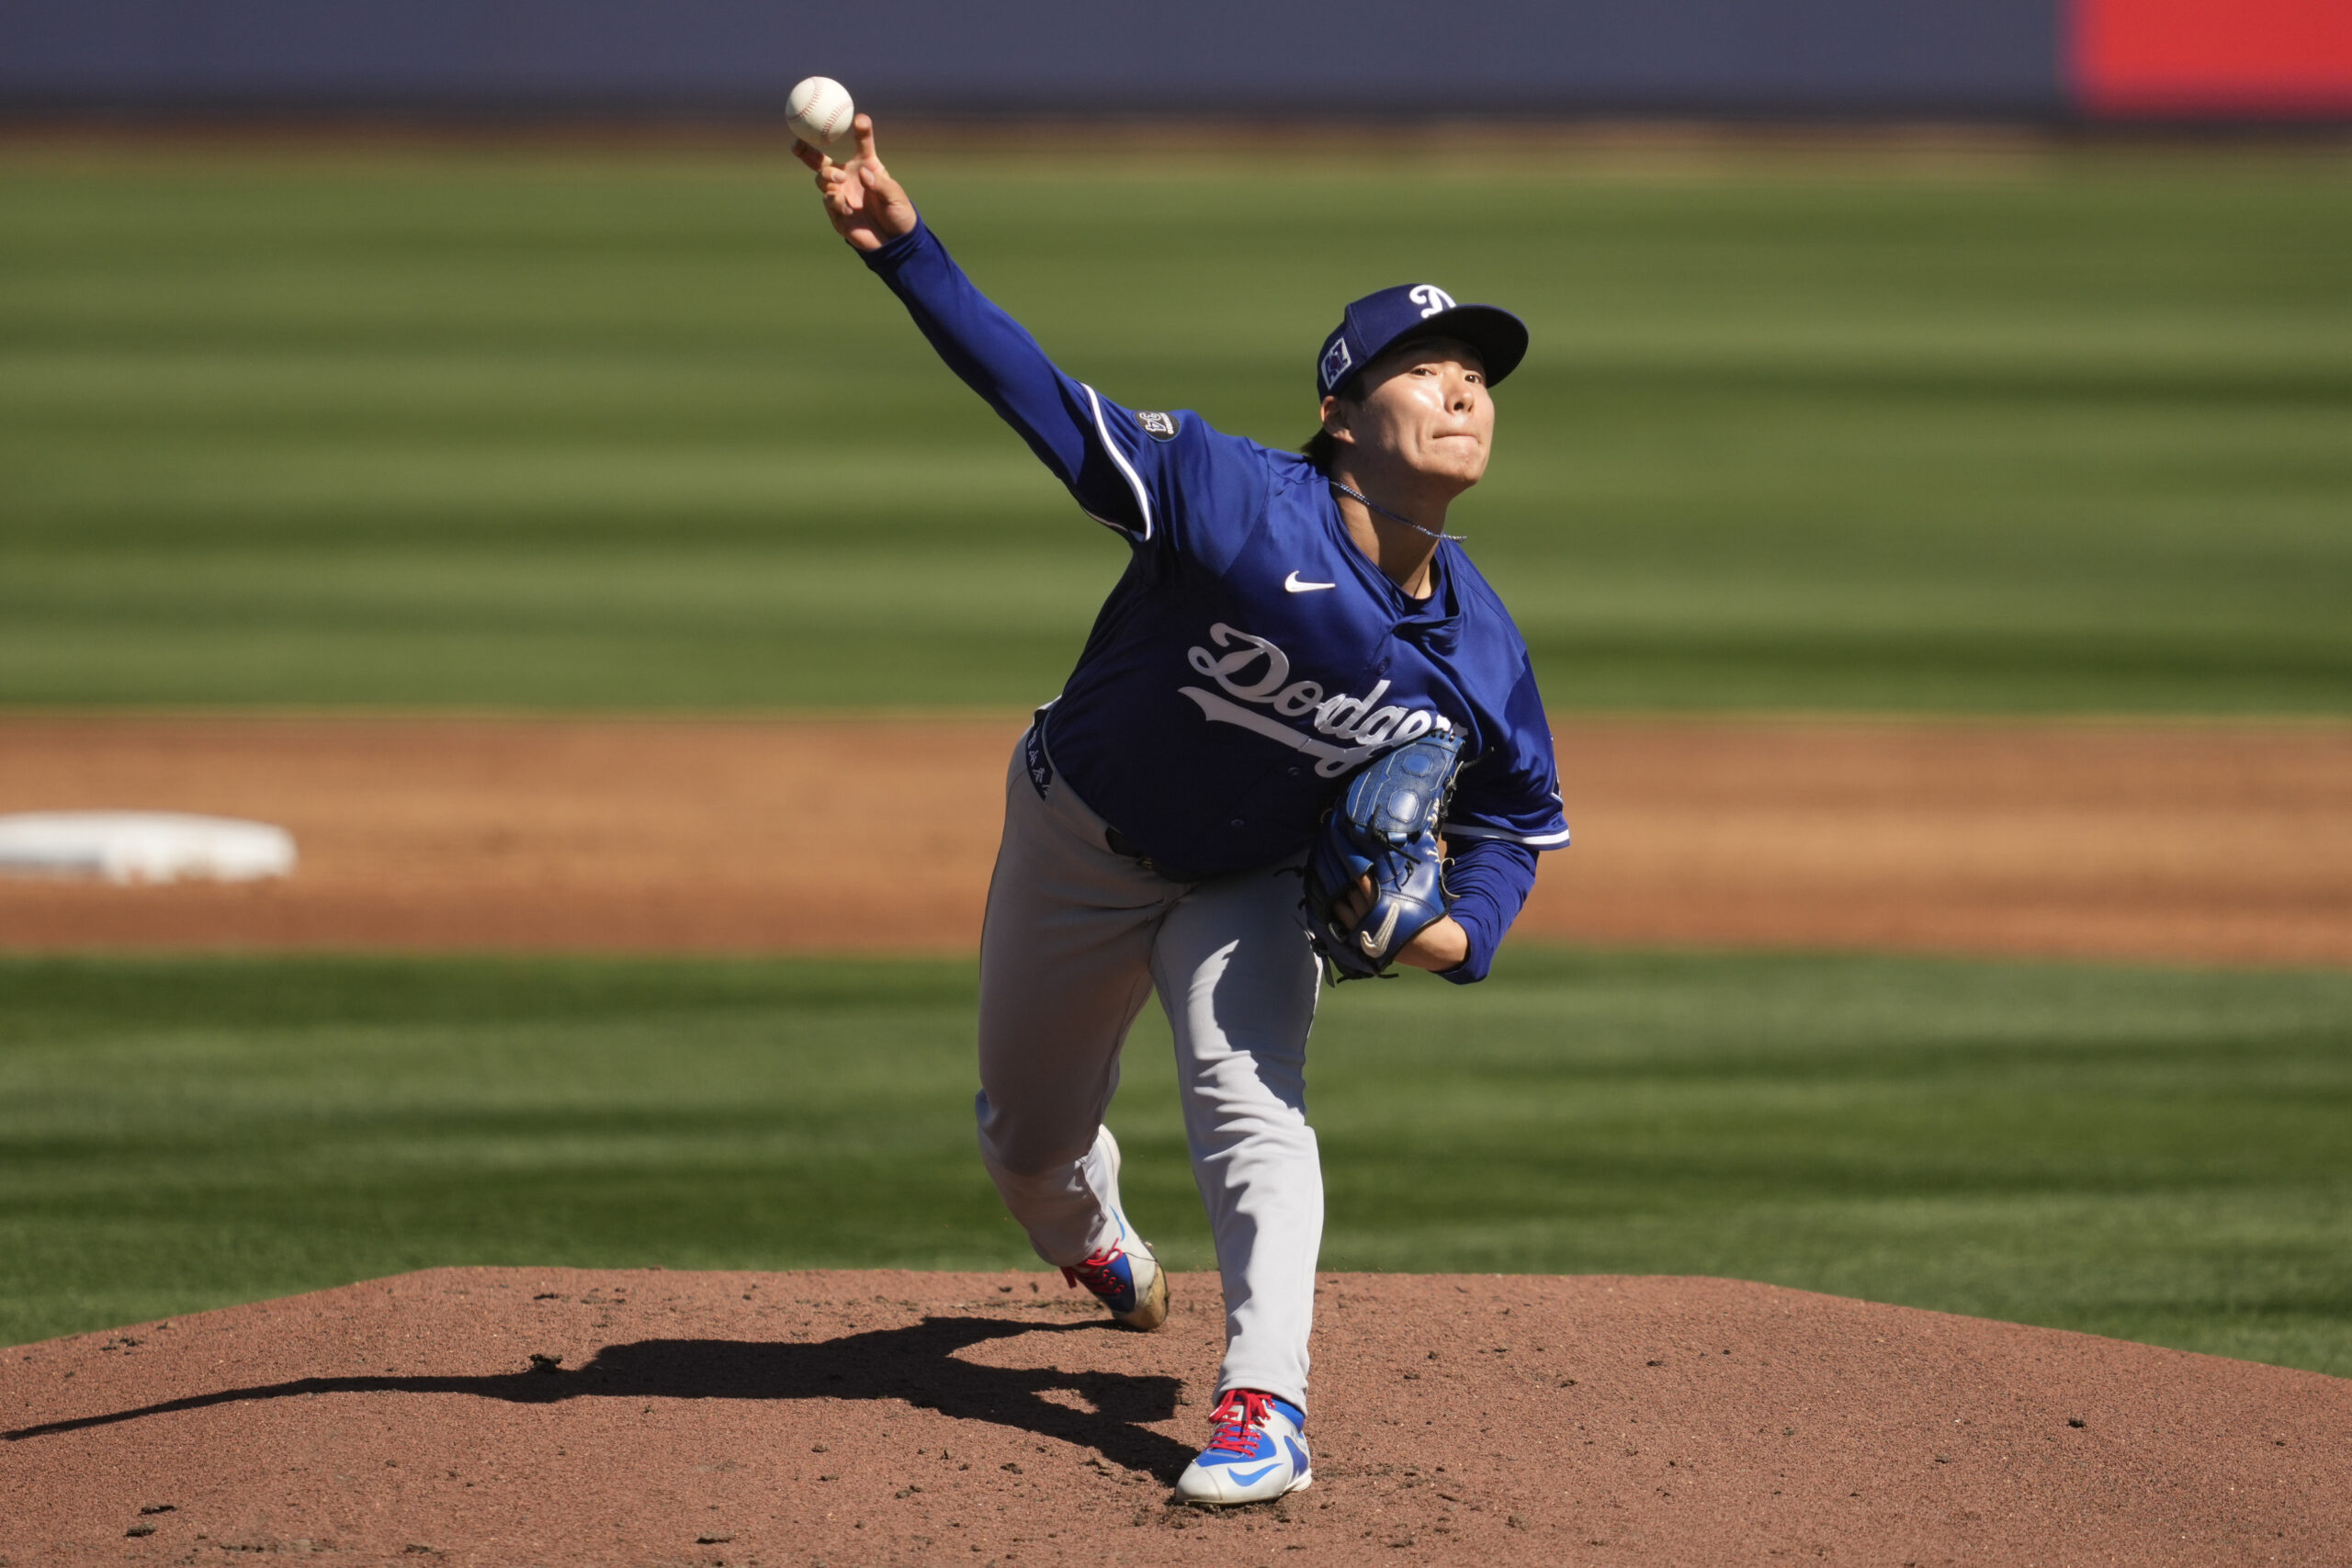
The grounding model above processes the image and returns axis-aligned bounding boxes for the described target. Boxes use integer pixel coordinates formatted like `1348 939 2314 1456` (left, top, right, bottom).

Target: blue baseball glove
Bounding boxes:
1302 728 1468 982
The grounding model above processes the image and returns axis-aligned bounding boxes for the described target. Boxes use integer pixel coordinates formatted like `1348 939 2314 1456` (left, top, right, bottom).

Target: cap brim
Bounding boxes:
1393 305 1529 387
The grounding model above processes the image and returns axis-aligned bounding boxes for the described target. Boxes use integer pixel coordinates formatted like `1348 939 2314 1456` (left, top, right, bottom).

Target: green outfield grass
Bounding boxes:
3 147 2346 712
4 949 2346 1375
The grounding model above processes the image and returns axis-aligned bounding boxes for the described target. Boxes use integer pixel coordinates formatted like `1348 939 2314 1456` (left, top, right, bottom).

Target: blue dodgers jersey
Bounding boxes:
864 220 1569 882
1047 414 1566 878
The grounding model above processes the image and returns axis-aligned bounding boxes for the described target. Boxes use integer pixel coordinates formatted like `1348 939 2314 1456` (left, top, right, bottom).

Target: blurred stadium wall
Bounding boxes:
0 0 2343 121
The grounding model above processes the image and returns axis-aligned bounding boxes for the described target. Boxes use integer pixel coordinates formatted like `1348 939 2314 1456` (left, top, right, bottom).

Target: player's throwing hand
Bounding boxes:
793 115 916 253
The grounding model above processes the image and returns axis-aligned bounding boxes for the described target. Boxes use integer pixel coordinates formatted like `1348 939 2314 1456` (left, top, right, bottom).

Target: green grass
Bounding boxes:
4 949 2346 1376
3 147 2347 712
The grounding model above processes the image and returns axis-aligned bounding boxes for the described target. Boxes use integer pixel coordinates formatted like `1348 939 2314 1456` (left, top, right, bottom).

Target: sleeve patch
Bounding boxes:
1136 411 1180 441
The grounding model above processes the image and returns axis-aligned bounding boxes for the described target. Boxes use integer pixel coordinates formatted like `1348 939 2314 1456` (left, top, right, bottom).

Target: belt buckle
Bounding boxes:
1105 826 1152 872
1107 826 1188 883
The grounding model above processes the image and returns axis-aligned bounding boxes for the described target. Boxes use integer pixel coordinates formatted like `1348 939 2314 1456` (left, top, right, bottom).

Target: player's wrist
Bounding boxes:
854 214 929 266
1398 916 1470 972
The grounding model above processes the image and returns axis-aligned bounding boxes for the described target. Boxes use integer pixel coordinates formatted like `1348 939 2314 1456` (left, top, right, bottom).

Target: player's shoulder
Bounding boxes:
1108 404 1225 450
1109 403 1270 472
1121 405 1301 491
1262 445 1323 487
1117 405 1194 447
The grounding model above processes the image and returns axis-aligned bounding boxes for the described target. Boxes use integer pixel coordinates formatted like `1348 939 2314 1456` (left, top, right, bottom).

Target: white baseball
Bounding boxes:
786 76 856 152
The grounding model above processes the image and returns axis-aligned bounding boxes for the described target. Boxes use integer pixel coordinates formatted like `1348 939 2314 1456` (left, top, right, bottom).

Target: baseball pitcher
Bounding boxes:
796 117 1568 1506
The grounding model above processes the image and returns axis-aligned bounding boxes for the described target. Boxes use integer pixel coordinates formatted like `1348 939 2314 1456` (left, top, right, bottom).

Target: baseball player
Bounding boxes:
796 118 1567 1506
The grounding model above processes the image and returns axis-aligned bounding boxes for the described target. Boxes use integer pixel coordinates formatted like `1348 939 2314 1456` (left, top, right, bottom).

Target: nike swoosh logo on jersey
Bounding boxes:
1283 571 1336 592
1360 905 1401 955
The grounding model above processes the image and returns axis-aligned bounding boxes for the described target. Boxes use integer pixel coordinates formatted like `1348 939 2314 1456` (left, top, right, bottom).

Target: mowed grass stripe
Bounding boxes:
2 950 2345 1375
2 151 2346 711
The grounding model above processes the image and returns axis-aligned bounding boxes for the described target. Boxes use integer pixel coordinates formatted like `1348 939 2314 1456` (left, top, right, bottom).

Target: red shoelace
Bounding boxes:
1060 1247 1124 1296
1204 1389 1275 1456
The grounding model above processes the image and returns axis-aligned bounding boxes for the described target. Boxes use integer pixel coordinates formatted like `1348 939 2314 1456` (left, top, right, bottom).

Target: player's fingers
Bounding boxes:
852 113 878 164
788 138 829 173
865 157 909 204
858 163 911 218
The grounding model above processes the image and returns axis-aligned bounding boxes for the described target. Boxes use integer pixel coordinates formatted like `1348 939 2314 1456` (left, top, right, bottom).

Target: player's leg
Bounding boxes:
1149 862 1324 1420
975 729 1180 1309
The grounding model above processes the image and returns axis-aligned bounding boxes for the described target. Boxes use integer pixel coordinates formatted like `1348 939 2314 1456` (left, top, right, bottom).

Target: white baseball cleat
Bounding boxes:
1173 1389 1312 1506
1058 1127 1169 1331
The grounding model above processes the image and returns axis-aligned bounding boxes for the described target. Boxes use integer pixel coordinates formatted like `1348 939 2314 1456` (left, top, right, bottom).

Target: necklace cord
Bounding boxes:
1329 479 1465 544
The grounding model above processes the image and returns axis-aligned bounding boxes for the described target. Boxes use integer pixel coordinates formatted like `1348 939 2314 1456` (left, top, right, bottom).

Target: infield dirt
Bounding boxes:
2 714 2347 965
6 1267 2344 1567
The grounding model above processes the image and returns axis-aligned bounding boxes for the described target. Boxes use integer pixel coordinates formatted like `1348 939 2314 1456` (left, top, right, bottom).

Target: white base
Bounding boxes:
0 812 297 885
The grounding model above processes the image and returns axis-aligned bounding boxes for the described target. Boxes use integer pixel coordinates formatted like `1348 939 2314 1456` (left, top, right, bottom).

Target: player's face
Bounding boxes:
1343 338 1493 489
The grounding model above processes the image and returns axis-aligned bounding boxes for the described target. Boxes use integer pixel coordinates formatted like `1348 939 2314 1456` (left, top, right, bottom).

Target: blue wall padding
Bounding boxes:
0 0 2064 116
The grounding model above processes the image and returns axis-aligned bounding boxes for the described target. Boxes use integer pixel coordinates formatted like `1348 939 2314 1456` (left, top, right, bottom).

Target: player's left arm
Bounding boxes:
1429 662 1570 983
1326 662 1565 979
1329 833 1534 977
1427 838 1540 982
1328 882 1472 971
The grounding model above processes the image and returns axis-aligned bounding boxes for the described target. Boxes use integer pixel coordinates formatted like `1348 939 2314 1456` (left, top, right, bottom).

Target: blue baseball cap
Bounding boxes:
1316 284 1529 400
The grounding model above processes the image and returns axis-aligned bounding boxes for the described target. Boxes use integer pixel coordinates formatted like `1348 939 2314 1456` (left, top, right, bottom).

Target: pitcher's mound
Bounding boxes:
5 1269 2342 1566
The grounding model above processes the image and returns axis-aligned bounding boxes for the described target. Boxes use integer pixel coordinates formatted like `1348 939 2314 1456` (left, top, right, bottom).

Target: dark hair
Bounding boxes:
1300 373 1361 473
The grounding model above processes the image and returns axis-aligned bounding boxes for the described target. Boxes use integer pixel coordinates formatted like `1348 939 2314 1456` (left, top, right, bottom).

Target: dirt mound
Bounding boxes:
4 1269 2341 1566
4 715 2348 966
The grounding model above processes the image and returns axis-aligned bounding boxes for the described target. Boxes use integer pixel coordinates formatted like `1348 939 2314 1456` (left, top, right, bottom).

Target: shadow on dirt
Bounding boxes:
5 1314 1197 1479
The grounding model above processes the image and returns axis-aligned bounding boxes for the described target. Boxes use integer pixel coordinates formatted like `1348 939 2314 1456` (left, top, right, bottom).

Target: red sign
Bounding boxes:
2075 0 2352 116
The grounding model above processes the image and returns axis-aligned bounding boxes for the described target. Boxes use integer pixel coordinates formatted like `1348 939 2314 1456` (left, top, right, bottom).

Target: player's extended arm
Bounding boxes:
796 116 1144 529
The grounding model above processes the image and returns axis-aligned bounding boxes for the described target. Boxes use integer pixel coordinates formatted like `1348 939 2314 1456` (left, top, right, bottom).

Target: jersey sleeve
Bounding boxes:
1443 660 1572 852
861 219 1248 551
1436 837 1538 986
1429 660 1566 984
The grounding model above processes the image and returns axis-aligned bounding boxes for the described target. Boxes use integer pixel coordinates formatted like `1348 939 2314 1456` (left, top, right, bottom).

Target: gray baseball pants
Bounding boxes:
976 723 1325 1412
